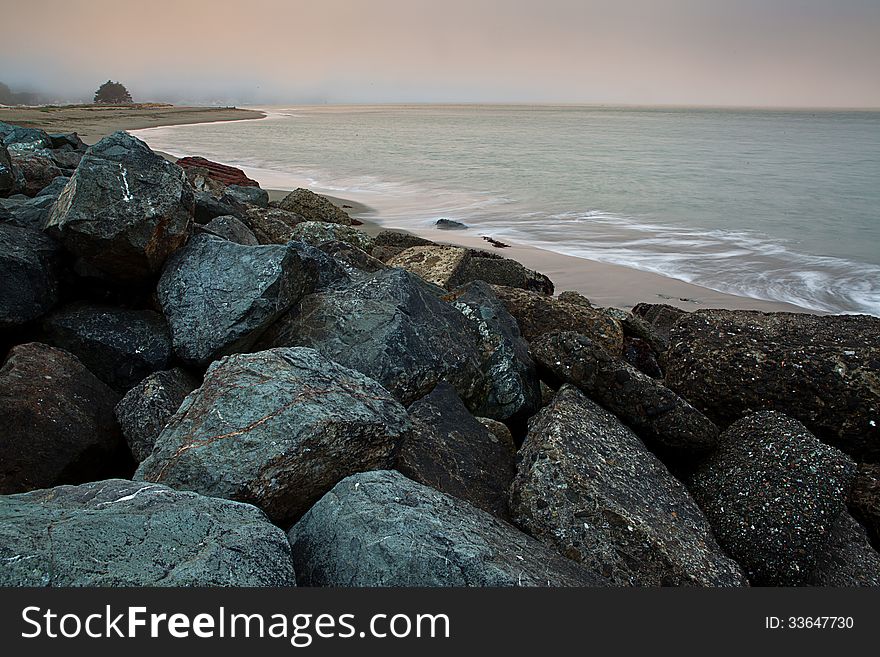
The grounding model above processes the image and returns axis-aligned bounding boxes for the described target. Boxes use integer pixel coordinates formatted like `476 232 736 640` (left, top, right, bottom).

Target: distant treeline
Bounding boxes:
0 82 41 106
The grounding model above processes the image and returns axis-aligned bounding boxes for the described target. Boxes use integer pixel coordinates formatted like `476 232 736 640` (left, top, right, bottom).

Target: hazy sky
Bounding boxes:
2 0 879 107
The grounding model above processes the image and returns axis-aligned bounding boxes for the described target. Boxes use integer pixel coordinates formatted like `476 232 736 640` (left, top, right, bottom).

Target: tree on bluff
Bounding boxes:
94 80 133 104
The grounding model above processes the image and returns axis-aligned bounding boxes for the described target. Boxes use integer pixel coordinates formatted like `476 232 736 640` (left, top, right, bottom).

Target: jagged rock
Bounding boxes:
850 463 880 550
623 336 663 378
135 348 410 526
396 383 516 518
241 206 305 244
810 513 880 586
47 149 83 172
0 480 295 586
286 241 352 291
44 132 193 282
157 234 315 366
689 412 856 585
317 240 387 275
42 305 172 392
36 175 69 198
665 310 880 462
288 470 607 587
458 253 555 295
0 124 52 155
631 303 687 349
198 215 259 245
435 218 468 230
509 385 745 586
387 245 470 290
1 193 58 229
193 190 236 223
291 221 374 251
477 417 514 445
274 188 353 225
0 343 125 494
222 184 268 208
48 132 87 151
176 156 259 188
11 153 62 197
557 290 593 307
0 143 15 195
261 268 486 407
531 330 717 457
115 368 200 463
0 224 60 328
491 285 625 355
445 280 541 421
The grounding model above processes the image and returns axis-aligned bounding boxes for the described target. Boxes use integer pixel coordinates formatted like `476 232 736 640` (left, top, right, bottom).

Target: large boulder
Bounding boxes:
261 268 487 407
810 513 880 587
175 156 260 189
11 152 62 197
135 348 410 526
396 383 516 518
0 224 60 328
0 480 295 586
317 240 388 276
288 470 607 587
689 412 856 585
240 207 305 244
42 305 172 392
291 221 373 251
630 303 687 349
665 310 880 461
44 131 193 282
48 132 87 152
1 191 59 229
157 234 315 366
274 188 354 225
387 245 471 289
115 368 200 463
459 252 554 295
445 280 541 421
371 229 435 262
531 330 718 458
0 124 52 156
849 463 880 550
509 385 745 587
222 184 268 208
491 285 624 356
197 215 259 245
0 343 126 494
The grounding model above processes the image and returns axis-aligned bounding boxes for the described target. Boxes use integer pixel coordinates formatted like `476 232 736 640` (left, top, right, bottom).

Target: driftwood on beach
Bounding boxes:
1 122 879 587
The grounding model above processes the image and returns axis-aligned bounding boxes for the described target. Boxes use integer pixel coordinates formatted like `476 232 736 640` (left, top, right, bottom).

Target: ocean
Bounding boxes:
132 105 880 316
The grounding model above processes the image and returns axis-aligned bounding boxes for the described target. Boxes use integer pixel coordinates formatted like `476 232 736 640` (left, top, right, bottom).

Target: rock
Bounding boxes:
222 184 268 208
0 124 52 155
157 234 315 366
477 416 514 445
0 143 15 196
387 245 470 290
492 285 625 356
0 224 60 328
371 230 435 262
509 385 745 586
557 290 593 307
135 348 410 526
665 310 880 462
531 330 718 458
115 368 200 463
240 206 305 244
0 343 126 494
11 153 62 197
317 240 387 275
458 253 555 295
0 193 57 229
36 175 70 198
286 241 352 291
288 470 607 587
396 383 516 518
47 149 83 172
44 132 193 282
262 268 487 407
810 513 880 586
48 132 87 151
193 190 236 224
198 215 259 245
175 156 260 188
689 412 856 585
622 335 663 378
631 303 687 349
42 305 172 392
445 280 541 421
0 479 295 586
435 218 468 230
291 221 374 251
850 463 880 550
275 188 353 225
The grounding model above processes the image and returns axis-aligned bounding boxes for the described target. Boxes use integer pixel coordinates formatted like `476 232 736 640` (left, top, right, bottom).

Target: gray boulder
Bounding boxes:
459 252 554 295
317 240 387 276
810 513 880 587
531 330 718 458
241 207 305 244
0 224 60 328
0 343 125 494
689 412 856 585
198 215 259 245
10 152 62 197
44 132 193 282
397 383 517 518
631 303 687 349
42 305 172 392
274 188 354 225
135 348 410 526
371 230 435 262
157 234 315 366
435 218 468 230
288 470 607 587
0 124 52 155
115 368 200 462
291 221 374 251
665 310 880 461
1 191 58 229
222 184 269 208
509 385 745 586
0 480 295 586
261 268 487 407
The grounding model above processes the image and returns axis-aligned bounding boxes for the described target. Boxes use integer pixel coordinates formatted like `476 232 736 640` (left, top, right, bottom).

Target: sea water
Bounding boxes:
132 105 880 315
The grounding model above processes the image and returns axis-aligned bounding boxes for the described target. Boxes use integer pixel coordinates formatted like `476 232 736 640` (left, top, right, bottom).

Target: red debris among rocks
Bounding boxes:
175 156 260 188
